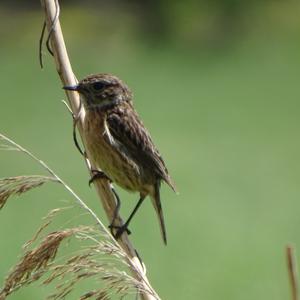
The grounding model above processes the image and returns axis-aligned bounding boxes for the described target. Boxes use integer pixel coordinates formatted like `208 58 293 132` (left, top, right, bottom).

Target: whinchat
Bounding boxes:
64 74 175 244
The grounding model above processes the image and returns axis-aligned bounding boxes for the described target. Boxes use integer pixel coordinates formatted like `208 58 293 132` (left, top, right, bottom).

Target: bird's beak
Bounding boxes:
63 84 79 91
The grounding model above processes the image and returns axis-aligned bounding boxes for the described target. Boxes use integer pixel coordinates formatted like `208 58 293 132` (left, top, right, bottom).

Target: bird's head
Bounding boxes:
63 73 132 110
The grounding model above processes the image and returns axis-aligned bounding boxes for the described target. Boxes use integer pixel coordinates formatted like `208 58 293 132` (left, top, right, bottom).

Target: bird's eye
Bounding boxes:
92 82 105 90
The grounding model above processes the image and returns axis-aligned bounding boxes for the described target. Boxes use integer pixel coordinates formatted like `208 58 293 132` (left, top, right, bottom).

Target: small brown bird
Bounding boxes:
64 74 175 244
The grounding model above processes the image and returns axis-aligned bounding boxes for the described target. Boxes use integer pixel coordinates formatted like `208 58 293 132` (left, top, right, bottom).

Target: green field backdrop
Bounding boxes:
0 1 300 299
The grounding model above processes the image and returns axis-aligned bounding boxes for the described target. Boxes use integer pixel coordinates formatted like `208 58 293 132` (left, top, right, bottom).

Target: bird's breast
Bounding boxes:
83 110 145 193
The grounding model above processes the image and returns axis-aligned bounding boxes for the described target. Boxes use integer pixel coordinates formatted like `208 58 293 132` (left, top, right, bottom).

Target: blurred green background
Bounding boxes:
0 0 300 299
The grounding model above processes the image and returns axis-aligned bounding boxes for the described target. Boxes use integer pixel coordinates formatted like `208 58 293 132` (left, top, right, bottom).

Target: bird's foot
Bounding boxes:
108 223 131 239
89 170 111 186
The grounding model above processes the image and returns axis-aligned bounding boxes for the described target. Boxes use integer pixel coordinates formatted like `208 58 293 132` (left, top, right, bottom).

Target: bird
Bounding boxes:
63 73 176 244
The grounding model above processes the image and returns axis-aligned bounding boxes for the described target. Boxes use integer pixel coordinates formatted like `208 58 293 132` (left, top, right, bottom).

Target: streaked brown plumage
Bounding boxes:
64 74 175 244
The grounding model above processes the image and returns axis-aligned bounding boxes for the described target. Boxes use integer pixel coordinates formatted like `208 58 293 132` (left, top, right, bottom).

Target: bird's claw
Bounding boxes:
89 170 111 186
108 223 131 239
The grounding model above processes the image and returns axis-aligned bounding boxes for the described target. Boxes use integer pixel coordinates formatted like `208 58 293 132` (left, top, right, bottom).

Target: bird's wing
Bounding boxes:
106 105 176 191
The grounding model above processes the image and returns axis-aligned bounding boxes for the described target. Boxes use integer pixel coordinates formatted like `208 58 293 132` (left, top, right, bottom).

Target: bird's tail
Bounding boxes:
150 182 167 245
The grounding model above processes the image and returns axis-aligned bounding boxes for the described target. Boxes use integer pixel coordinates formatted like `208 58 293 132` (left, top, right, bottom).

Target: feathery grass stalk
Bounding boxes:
0 175 58 209
0 133 159 298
